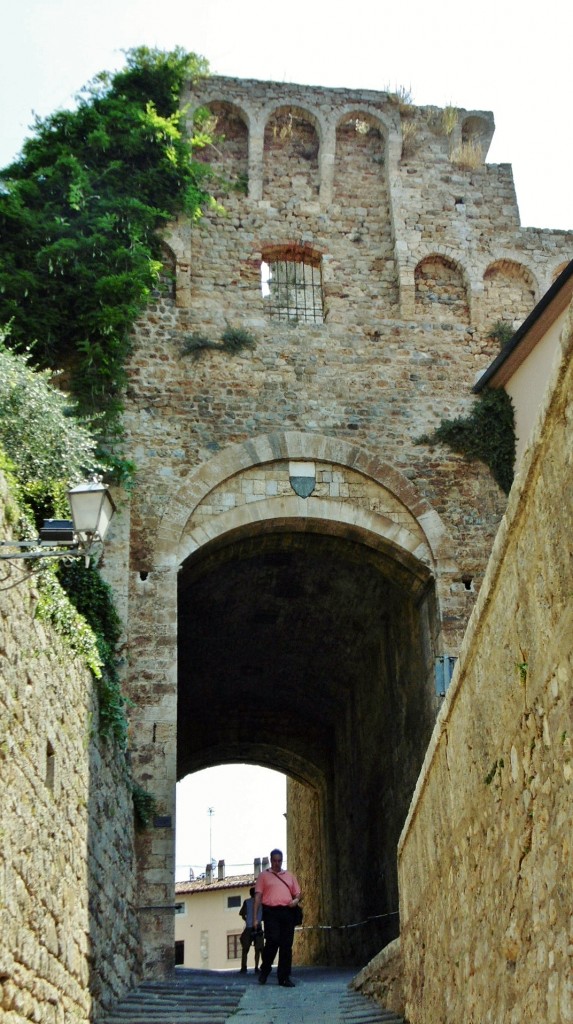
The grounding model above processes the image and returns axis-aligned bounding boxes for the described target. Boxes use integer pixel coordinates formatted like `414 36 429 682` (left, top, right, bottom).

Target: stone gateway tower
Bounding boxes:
105 76 571 975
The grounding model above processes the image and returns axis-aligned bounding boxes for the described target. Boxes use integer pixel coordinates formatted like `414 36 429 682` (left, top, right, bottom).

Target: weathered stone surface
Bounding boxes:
351 938 405 1016
0 474 140 1022
397 308 573 1022
110 75 573 974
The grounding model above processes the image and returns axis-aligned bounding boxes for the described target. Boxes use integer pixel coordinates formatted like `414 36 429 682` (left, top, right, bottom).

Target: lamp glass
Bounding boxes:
68 481 115 541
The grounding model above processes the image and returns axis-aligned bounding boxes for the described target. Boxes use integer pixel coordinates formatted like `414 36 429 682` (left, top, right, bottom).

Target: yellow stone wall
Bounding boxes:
398 307 573 1023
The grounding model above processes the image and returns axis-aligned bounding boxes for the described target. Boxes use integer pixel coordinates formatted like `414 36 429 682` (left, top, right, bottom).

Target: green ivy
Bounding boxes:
416 388 516 494
132 783 158 830
36 567 103 678
57 560 128 746
0 46 214 464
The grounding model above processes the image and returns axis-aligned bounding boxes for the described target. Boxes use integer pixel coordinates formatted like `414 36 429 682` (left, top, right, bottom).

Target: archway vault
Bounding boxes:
133 433 457 973
173 438 448 967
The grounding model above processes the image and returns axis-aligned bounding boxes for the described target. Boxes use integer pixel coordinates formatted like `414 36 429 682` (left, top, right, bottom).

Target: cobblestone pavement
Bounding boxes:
102 966 405 1024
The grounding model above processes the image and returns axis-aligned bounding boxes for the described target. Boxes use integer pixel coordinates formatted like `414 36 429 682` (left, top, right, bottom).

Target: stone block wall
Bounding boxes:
117 76 572 975
0 474 140 1022
397 308 573 1023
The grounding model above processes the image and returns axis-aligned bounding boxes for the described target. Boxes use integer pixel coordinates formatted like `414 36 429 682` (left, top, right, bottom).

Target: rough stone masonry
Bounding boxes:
105 76 573 977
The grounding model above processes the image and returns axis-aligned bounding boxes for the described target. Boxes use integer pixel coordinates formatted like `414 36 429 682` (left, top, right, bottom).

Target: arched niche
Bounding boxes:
415 254 470 323
263 106 320 203
483 259 537 326
193 100 249 196
333 111 388 203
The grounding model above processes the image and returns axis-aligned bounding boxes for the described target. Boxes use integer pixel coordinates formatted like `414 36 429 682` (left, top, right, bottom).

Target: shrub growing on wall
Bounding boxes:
0 338 128 742
417 388 516 494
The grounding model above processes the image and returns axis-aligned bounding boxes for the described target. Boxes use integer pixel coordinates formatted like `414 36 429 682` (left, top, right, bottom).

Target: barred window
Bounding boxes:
261 247 324 324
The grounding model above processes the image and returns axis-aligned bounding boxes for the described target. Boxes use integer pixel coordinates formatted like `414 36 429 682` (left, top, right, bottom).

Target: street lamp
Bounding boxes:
0 476 116 575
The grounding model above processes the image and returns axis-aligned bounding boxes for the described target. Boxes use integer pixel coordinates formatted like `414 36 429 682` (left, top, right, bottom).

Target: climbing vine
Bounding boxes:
0 46 214 470
416 388 516 494
57 561 128 746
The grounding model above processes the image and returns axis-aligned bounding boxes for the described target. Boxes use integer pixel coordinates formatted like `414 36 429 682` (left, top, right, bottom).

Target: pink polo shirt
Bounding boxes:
254 868 301 907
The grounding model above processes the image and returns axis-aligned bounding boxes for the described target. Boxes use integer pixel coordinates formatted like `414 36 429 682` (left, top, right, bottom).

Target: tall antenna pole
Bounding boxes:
208 806 215 865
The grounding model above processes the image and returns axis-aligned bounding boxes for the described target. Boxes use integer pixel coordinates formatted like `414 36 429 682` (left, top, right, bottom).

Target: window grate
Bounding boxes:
262 255 324 323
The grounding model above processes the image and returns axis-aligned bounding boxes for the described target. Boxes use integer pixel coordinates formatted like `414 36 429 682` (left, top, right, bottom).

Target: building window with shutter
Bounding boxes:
227 933 241 960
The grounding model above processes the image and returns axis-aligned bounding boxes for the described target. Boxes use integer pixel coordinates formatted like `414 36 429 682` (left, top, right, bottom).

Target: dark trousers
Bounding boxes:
260 906 296 982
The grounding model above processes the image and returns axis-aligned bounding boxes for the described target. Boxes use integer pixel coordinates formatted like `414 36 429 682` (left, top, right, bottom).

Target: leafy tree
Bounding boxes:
0 330 98 493
0 46 213 451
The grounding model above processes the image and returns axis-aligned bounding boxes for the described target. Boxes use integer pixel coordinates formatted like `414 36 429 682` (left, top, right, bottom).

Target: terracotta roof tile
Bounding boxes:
175 873 255 894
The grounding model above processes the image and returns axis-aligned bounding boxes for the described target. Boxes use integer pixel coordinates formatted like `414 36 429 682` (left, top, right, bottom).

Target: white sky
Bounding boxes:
2 1 571 871
175 766 287 882
1 0 572 229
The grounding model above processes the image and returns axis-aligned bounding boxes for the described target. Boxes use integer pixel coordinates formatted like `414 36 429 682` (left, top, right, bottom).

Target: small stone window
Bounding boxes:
261 246 324 324
227 895 241 908
45 741 55 792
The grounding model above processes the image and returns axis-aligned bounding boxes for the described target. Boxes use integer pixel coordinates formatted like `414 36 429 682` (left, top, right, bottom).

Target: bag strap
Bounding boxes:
270 870 295 899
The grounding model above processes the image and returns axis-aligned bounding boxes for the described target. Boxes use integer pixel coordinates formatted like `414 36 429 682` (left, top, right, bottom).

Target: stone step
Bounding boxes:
339 990 404 1023
102 970 406 1024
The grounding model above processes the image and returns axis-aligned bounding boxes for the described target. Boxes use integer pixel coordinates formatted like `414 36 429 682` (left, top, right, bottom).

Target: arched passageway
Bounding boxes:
177 520 439 966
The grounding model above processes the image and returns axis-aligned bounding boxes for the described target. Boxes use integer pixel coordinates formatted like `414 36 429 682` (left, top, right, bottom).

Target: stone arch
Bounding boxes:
483 258 538 328
415 253 470 323
192 99 249 195
334 109 388 202
156 431 456 571
263 105 321 202
173 440 448 965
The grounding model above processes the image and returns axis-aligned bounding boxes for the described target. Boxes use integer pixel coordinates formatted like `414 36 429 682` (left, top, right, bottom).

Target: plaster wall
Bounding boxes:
506 312 565 464
398 308 573 1023
174 878 252 971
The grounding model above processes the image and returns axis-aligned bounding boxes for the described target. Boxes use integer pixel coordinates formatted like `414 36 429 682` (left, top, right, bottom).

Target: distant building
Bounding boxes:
175 865 256 971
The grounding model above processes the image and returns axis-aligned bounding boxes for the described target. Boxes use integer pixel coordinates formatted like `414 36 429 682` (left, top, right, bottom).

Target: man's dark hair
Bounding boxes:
250 887 255 896
270 848 283 858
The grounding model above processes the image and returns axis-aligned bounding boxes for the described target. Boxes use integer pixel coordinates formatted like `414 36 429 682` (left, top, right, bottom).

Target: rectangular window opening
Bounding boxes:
261 256 324 324
227 933 241 960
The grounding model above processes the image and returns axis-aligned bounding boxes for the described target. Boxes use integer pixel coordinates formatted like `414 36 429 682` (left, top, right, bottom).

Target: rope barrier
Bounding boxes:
298 911 399 931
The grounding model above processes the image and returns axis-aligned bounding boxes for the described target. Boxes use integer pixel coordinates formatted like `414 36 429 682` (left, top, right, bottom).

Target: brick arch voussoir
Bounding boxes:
176 498 433 587
155 431 457 571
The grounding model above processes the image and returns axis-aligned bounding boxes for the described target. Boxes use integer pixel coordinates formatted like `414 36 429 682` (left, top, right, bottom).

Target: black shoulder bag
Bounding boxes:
275 872 304 925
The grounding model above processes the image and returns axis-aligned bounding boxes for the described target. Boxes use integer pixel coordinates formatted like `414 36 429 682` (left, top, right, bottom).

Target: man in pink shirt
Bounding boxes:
253 848 302 987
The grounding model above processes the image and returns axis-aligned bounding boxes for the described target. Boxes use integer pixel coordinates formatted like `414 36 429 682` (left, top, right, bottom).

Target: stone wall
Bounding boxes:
0 474 140 1022
397 307 573 1023
119 76 572 974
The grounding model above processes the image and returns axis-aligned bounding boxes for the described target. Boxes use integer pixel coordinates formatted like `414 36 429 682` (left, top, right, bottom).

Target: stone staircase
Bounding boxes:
101 969 406 1024
101 976 245 1023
